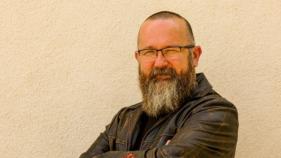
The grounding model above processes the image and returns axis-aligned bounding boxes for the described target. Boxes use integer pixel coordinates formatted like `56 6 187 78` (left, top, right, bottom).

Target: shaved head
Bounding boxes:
138 11 195 45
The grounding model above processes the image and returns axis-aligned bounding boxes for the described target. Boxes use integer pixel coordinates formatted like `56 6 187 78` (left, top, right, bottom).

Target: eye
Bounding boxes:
141 50 156 56
163 47 180 54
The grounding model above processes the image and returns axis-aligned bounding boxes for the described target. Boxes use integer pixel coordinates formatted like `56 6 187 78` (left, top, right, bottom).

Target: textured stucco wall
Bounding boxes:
0 0 280 158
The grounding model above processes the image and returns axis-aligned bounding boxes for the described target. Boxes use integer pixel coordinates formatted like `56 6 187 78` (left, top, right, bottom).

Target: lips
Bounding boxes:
156 75 171 80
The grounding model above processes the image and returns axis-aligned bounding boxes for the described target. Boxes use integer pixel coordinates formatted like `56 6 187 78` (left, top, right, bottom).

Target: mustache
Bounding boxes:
149 68 177 81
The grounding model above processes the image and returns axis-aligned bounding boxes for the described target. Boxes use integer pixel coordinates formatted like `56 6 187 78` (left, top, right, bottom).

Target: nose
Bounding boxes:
154 50 168 68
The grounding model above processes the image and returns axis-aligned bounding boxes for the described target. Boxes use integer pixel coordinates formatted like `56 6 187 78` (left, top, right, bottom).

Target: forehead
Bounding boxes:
138 18 190 48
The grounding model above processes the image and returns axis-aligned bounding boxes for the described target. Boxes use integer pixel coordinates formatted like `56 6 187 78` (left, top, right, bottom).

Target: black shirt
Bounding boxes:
132 112 159 150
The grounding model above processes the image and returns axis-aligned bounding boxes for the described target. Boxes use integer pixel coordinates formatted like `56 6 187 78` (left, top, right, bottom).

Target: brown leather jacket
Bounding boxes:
80 73 239 158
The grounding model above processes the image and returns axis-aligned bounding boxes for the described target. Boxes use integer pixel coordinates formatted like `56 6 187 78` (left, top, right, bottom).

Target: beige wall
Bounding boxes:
1 0 280 157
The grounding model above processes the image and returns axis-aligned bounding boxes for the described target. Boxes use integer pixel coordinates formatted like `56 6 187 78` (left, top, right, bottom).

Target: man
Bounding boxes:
80 11 238 158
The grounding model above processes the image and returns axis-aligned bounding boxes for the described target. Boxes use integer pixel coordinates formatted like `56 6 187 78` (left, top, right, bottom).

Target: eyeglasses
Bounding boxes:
136 45 194 62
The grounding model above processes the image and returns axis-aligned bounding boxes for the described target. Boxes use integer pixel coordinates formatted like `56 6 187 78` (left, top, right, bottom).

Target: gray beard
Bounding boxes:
139 65 196 117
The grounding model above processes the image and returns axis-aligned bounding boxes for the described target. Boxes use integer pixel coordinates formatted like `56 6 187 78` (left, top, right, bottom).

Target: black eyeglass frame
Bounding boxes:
136 44 195 56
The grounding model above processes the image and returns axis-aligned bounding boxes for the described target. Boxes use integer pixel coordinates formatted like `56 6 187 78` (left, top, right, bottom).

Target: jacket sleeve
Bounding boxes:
149 103 239 158
79 108 125 158
81 103 238 158
79 132 110 158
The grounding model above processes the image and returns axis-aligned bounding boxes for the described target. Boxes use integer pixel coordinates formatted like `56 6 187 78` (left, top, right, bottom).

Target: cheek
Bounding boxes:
169 58 189 74
140 62 154 76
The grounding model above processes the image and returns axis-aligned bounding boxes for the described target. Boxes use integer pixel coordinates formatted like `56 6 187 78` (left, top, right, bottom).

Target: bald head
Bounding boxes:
138 11 195 46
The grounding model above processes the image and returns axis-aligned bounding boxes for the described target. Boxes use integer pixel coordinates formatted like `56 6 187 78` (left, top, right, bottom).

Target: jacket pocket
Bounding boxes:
115 137 127 151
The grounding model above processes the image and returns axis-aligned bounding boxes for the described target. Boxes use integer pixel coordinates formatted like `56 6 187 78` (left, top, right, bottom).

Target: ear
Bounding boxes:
192 46 202 67
135 51 140 64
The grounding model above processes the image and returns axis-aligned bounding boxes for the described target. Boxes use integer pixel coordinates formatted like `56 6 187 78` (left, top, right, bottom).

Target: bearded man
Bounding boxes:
80 11 238 158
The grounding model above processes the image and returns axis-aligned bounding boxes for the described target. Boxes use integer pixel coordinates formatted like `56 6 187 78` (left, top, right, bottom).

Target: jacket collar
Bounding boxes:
190 73 213 100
